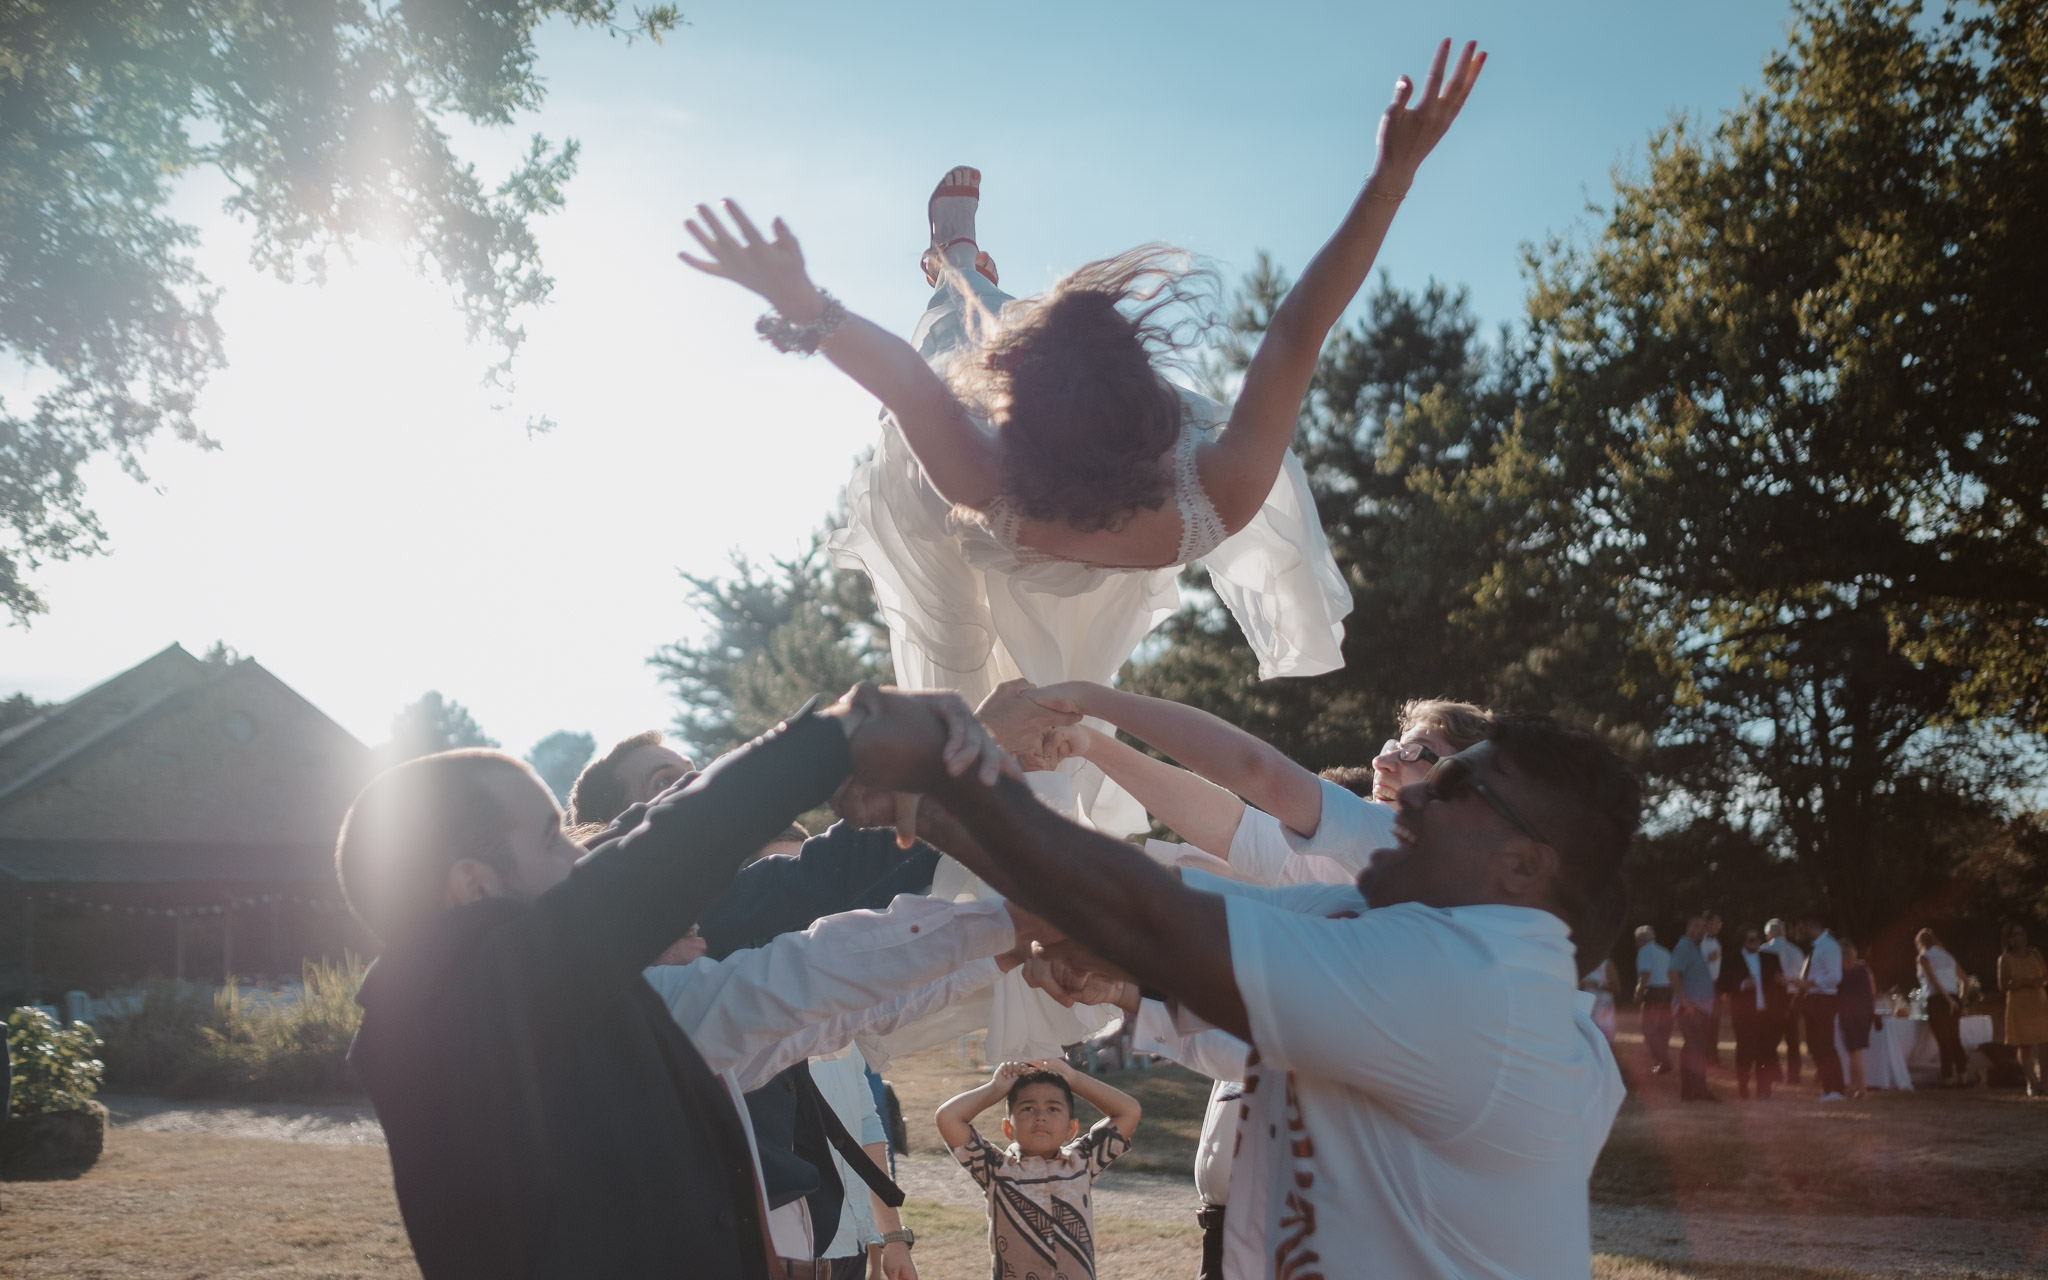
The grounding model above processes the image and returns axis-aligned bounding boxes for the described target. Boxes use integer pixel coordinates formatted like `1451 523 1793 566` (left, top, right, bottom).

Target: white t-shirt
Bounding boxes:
1204 876 1625 1280
1702 936 1723 981
1280 778 1399 875
1921 945 1962 995
1229 804 1359 887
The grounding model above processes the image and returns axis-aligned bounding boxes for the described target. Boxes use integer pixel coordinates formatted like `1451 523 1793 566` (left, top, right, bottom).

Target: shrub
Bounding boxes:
95 979 219 1093
188 955 368 1100
7 1007 105 1115
97 956 369 1101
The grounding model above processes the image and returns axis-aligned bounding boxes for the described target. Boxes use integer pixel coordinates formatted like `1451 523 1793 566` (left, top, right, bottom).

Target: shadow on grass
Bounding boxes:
1597 1255 1878 1280
1592 1084 2048 1220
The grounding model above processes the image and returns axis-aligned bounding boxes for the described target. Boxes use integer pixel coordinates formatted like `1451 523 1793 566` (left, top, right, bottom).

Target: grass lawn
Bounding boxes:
0 1129 1198 1279
5 1036 2044 1277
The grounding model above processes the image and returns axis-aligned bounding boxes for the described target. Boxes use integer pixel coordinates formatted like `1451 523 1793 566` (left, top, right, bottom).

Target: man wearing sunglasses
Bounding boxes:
872 711 1637 1280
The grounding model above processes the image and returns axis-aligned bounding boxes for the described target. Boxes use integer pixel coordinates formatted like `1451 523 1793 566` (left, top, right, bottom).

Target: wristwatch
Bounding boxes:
881 1229 915 1248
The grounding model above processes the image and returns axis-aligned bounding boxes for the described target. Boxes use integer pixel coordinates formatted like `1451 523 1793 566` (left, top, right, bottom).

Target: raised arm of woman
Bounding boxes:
679 200 1004 509
1202 39 1485 531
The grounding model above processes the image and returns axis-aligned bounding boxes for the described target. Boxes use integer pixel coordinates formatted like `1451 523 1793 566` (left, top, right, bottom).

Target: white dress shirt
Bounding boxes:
1805 931 1842 996
639 894 1011 1092
642 895 1008 1262
1130 998 1250 1207
1180 871 1625 1280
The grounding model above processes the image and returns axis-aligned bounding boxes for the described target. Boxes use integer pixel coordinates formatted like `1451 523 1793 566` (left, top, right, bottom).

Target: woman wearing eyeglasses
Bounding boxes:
980 677 1491 888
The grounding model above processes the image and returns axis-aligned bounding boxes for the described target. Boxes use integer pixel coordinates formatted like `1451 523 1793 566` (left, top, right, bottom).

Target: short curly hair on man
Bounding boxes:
566 729 665 827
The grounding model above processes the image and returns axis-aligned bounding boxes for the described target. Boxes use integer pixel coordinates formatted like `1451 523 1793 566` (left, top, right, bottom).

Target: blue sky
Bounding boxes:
3 0 1799 760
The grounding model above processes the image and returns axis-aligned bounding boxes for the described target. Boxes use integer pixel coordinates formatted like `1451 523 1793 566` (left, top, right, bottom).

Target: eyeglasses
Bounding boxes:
1422 753 1549 846
1380 739 1441 766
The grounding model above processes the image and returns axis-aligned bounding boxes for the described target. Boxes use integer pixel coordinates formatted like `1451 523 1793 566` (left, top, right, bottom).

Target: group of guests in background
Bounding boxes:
1629 912 2048 1101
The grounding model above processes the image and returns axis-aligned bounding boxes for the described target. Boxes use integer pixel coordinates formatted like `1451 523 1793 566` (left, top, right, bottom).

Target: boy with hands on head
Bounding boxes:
937 1057 1141 1280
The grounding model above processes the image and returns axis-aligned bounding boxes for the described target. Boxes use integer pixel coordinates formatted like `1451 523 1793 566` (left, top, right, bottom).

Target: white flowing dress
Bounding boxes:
829 270 1353 1058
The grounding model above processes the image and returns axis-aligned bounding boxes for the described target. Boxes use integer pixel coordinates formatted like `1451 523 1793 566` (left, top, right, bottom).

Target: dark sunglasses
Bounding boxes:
1380 738 1441 766
1422 753 1549 846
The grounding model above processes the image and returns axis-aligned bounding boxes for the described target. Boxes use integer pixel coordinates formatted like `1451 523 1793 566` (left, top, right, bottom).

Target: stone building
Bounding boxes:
0 644 377 1001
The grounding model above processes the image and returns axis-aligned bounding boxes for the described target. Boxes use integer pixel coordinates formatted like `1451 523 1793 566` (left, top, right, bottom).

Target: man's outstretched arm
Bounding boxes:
932 772 1249 1039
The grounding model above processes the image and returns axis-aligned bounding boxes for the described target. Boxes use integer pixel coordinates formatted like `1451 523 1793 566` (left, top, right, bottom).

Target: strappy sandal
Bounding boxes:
921 172 999 287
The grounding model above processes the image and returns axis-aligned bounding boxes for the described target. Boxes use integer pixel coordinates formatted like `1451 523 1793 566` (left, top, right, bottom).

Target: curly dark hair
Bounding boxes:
945 246 1216 534
1005 1068 1073 1113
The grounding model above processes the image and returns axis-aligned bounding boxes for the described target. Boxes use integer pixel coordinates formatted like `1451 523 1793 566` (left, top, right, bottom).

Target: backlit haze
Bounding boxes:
2 0 1797 760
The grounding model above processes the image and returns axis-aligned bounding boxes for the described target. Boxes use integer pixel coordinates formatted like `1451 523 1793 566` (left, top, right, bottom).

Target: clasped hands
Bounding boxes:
824 681 1016 847
970 678 1096 770
825 677 1085 843
825 679 1133 1011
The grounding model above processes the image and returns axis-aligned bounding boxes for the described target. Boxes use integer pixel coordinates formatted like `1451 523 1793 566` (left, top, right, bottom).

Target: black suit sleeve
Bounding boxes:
527 708 853 991
696 823 941 958
1715 954 1743 998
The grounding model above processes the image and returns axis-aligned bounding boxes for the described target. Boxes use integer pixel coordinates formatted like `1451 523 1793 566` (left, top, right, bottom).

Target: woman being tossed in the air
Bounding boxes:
679 38 1484 844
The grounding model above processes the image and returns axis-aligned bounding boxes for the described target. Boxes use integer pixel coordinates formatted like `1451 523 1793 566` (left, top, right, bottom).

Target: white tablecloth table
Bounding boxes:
1874 1012 1996 1083
1835 1015 1913 1090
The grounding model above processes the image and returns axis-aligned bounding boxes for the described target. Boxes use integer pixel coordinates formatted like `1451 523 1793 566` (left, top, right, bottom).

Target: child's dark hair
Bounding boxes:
947 246 1216 534
1006 1069 1073 1112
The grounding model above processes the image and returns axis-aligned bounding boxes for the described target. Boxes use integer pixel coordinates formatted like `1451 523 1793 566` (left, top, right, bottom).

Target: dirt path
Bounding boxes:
101 1096 2048 1276
102 1093 385 1145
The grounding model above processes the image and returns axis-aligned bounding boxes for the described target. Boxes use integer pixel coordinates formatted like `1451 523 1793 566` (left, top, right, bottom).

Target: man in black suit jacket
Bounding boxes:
1717 924 1789 1100
342 687 1010 1280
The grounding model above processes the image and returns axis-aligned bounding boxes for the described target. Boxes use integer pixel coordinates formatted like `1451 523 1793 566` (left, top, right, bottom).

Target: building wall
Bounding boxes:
1 882 375 999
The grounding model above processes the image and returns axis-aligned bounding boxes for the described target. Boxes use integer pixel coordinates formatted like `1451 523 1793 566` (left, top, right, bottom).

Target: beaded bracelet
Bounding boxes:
756 290 848 356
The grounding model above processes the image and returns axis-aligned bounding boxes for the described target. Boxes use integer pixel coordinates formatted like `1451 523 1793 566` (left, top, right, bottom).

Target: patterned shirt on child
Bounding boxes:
951 1116 1131 1280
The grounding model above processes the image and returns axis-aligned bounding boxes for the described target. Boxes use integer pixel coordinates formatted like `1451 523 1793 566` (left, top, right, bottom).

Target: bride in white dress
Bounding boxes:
679 39 1485 1053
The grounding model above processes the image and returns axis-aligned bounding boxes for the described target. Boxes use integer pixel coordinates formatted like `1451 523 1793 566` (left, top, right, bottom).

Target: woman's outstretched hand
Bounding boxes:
1373 38 1486 190
677 200 823 319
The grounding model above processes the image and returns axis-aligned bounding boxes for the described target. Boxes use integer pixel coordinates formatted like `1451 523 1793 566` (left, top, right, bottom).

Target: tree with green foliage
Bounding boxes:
649 524 891 761
526 729 596 802
1514 0 2047 939
0 0 681 621
0 692 45 735
386 690 497 762
1127 263 1657 771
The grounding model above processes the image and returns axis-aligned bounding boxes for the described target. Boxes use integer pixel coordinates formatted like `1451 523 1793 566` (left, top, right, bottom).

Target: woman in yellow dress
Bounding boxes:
1998 921 2048 1097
